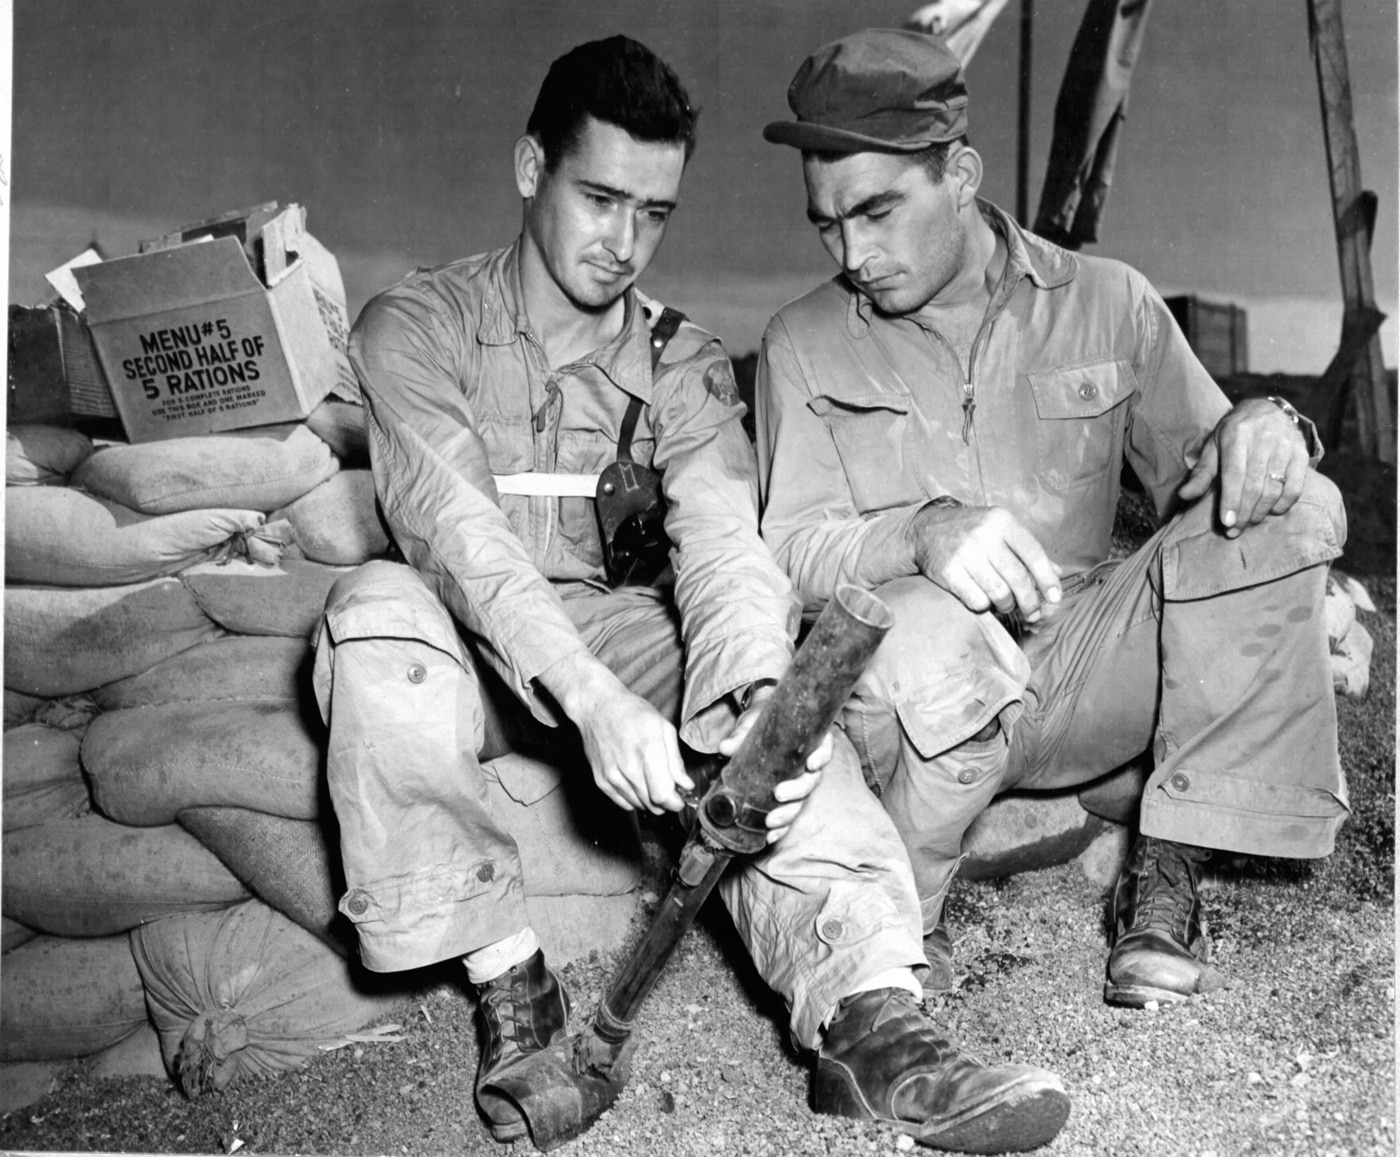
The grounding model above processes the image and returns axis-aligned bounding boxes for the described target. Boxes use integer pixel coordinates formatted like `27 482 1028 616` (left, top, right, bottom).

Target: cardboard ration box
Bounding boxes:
74 203 358 443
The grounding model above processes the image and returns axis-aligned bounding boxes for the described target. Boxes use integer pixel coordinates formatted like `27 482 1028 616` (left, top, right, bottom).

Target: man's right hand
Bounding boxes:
540 651 693 815
906 502 1063 621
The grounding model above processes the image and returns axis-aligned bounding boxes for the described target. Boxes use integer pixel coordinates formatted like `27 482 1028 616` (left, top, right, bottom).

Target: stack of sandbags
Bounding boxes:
3 402 644 1099
1 416 381 1089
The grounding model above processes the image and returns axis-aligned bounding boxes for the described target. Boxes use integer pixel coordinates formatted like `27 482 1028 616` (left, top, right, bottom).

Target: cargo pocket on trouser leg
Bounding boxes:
1158 471 1345 603
885 688 1017 929
316 562 528 971
784 880 926 1051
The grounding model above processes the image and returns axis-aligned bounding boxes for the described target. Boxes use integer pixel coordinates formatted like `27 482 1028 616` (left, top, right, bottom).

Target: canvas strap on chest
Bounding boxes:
596 306 685 586
615 305 685 457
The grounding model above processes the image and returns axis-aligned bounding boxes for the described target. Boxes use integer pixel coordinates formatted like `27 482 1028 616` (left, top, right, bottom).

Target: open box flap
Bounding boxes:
76 238 264 324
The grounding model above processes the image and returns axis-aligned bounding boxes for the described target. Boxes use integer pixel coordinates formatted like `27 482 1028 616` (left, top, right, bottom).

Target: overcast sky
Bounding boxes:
9 0 1397 368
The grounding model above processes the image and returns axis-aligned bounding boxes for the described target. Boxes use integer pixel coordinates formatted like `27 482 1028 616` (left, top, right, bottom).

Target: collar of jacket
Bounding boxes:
474 240 655 403
845 197 1079 337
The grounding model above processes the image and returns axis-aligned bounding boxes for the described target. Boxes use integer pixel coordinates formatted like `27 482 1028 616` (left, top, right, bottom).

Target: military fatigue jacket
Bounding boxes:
757 200 1252 607
350 241 796 748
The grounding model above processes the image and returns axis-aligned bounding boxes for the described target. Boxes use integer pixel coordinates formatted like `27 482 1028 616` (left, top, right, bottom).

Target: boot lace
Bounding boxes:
1129 838 1209 939
477 969 527 1067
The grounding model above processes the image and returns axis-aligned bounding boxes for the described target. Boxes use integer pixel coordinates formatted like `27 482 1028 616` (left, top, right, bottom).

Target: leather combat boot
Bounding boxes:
814 988 1070 1153
474 950 572 1141
1105 835 1220 1007
923 914 955 995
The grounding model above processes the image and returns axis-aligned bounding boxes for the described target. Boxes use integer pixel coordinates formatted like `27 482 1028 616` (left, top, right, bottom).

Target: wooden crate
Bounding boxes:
7 304 117 425
1165 295 1249 379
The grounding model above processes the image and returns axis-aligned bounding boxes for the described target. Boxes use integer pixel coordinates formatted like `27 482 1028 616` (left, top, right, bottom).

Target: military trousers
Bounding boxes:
841 472 1350 935
313 561 925 1049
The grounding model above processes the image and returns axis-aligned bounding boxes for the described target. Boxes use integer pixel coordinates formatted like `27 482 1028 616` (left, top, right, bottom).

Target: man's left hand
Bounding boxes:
717 684 831 845
1176 398 1309 538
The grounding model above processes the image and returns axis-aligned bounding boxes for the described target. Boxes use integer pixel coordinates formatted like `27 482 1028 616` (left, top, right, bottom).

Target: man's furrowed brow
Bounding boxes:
808 190 903 225
577 178 676 211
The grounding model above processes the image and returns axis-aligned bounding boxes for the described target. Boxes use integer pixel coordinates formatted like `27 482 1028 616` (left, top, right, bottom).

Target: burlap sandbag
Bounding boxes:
83 699 324 826
272 470 390 565
2 916 38 954
4 578 221 697
3 723 91 832
3 689 45 729
4 691 101 732
178 807 349 955
131 899 404 1095
4 723 83 793
305 400 369 466
6 424 94 485
70 423 338 515
34 694 102 732
5 487 267 587
3 814 251 936
4 771 90 832
0 933 149 1062
179 558 350 638
93 636 311 712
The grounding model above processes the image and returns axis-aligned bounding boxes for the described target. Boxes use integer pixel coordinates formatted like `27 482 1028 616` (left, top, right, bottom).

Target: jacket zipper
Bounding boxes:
926 329 982 444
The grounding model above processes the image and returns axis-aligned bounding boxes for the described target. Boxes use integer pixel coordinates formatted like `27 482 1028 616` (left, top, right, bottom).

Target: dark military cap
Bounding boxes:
763 27 968 153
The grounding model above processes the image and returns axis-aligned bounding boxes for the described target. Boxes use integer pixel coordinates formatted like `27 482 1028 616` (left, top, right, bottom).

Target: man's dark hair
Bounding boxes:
912 137 967 183
527 36 698 170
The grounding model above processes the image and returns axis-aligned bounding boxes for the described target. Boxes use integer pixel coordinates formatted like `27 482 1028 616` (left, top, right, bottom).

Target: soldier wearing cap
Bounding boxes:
758 26 1346 1023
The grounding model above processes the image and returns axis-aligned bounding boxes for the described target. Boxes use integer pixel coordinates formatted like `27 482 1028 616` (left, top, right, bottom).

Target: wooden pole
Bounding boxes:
1308 0 1394 463
1017 0 1033 224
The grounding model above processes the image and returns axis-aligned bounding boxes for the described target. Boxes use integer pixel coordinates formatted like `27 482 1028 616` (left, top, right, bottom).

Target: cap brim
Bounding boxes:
762 120 940 153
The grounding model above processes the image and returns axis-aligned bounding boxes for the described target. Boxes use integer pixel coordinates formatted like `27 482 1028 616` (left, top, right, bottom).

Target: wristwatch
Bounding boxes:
737 679 777 713
1265 395 1320 457
1266 395 1303 428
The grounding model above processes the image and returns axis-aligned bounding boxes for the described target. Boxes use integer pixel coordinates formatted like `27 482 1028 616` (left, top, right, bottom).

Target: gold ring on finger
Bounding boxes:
1268 471 1286 482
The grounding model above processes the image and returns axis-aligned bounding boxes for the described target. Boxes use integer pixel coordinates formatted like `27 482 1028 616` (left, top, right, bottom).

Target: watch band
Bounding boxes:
738 679 777 713
1265 395 1302 427
1265 394 1322 459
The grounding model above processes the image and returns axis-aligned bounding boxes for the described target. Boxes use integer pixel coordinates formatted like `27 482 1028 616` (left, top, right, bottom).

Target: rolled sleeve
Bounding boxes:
351 288 592 722
651 339 798 751
755 318 922 611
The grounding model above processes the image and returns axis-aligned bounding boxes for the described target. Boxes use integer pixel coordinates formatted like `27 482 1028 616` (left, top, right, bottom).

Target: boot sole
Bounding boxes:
487 1117 528 1142
1103 981 1192 1008
910 1076 1071 1154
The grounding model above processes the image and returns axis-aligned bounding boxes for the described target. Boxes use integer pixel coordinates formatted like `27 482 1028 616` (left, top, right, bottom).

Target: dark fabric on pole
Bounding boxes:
1033 0 1154 249
1017 0 1034 224
904 0 1012 65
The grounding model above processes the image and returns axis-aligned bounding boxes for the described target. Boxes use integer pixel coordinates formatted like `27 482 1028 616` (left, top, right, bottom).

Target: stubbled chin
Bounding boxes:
569 279 629 313
863 289 906 315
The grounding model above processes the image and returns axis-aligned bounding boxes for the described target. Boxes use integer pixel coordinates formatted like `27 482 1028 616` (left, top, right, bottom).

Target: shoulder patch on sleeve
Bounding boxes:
702 359 740 406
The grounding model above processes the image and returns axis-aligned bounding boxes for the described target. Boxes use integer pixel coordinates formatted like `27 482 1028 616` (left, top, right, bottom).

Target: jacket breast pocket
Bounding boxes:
808 392 916 511
1025 360 1136 491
